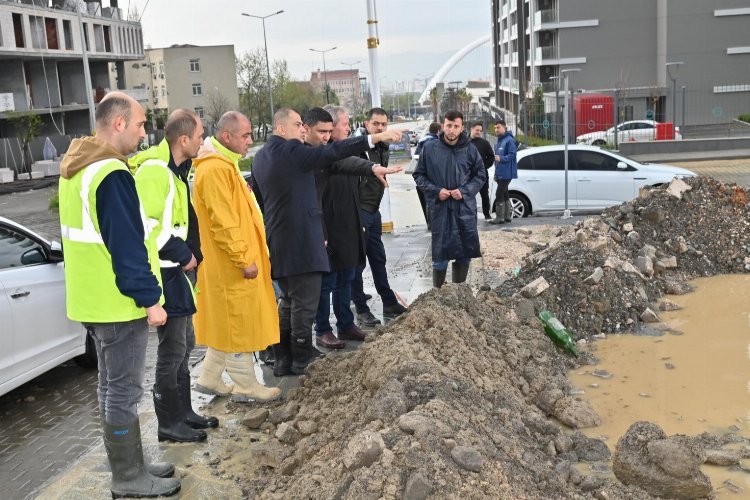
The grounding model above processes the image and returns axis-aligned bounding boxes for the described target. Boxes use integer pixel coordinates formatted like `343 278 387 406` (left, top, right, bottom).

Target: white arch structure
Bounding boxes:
417 34 491 104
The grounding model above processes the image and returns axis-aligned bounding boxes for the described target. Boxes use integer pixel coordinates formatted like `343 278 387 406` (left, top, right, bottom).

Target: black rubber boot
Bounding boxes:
452 262 470 283
272 342 292 377
99 411 174 478
153 385 207 443
433 269 447 288
103 419 181 498
289 334 322 376
488 200 506 225
504 200 513 222
178 372 218 429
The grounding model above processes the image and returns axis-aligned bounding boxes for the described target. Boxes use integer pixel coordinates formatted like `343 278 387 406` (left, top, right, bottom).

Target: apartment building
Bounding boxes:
0 0 144 136
124 44 240 125
491 0 750 125
310 68 362 109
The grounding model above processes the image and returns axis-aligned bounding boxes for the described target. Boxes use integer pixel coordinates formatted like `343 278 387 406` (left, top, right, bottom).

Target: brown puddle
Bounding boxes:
569 274 750 495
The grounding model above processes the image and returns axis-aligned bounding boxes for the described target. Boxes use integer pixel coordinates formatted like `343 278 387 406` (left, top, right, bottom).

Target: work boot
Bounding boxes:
337 324 367 341
383 302 407 316
271 342 292 377
488 201 506 225
357 311 381 327
99 413 174 478
153 385 207 443
504 200 513 222
195 348 234 397
290 334 322 375
178 372 218 429
316 331 346 349
433 269 447 288
102 419 181 498
225 353 282 402
452 262 471 284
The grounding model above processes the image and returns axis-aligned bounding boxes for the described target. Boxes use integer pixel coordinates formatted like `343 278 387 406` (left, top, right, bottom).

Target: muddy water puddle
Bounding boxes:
569 274 750 495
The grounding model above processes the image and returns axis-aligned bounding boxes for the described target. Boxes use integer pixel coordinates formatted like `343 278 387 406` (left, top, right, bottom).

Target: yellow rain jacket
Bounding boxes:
191 137 279 352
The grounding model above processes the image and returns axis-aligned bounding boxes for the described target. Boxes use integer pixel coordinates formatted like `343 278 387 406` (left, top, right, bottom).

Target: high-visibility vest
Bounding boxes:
59 158 163 323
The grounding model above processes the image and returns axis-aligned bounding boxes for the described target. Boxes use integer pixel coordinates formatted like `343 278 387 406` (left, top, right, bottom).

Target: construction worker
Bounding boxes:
58 92 180 497
130 109 217 443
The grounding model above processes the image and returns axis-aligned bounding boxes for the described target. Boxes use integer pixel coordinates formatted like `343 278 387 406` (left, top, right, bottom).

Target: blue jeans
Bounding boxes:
85 318 148 425
315 267 356 335
352 209 398 313
432 258 471 271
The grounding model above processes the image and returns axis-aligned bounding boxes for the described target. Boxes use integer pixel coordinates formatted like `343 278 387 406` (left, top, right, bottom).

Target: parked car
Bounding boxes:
576 120 682 146
0 217 96 397
488 145 695 218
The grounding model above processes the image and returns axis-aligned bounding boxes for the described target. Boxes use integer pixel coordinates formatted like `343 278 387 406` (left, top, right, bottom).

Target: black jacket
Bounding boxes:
471 136 495 173
413 132 486 262
252 134 373 279
358 134 390 213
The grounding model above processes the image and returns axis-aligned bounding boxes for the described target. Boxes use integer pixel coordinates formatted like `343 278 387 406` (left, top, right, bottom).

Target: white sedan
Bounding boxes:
576 120 682 146
0 217 95 397
488 145 695 217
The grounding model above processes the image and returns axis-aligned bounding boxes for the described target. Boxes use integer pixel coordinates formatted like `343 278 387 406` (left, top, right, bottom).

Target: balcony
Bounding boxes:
511 24 517 38
534 9 559 26
535 45 558 61
511 53 518 65
503 28 509 41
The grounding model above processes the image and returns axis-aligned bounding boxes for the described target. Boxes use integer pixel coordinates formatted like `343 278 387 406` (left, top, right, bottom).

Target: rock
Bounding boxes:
242 408 270 429
296 420 318 436
553 397 601 429
403 472 432 500
554 460 572 482
580 475 604 492
666 178 692 199
545 440 557 456
366 379 407 422
554 433 574 454
269 401 300 425
704 448 741 466
572 431 612 461
397 412 452 437
640 308 660 323
641 208 665 224
655 256 678 271
613 421 710 499
674 236 689 254
664 279 693 295
342 430 385 470
537 388 564 415
275 422 302 445
584 267 604 285
515 228 533 236
603 256 622 269
620 261 642 277
521 276 550 298
626 231 642 247
622 222 634 232
575 229 588 243
250 442 287 468
638 244 657 259
450 446 483 473
635 256 654 276
658 299 682 312
608 229 623 243
587 237 608 252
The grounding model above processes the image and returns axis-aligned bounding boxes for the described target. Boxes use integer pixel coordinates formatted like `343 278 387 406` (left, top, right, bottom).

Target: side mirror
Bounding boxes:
616 161 628 170
49 240 64 262
20 247 47 265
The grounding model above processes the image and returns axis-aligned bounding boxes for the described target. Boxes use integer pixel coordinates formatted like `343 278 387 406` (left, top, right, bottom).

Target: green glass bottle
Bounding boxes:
538 310 579 357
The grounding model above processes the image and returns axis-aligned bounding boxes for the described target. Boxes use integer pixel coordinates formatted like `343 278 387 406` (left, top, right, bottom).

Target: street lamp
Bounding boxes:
665 61 684 126
310 46 337 104
559 68 581 219
242 10 284 128
341 60 361 71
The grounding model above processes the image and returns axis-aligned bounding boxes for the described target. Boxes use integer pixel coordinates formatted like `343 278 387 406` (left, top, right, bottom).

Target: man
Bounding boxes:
312 105 403 349
414 122 442 226
413 110 486 288
59 92 180 498
130 109 215 444
253 108 400 376
490 118 518 225
351 108 408 327
192 111 281 403
469 121 496 220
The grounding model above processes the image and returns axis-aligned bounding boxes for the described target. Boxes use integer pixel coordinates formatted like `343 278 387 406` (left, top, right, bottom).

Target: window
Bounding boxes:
518 156 533 170
161 85 166 97
103 25 111 52
83 22 90 51
29 16 45 49
12 13 24 48
572 151 621 171
192 83 202 96
152 89 158 99
0 226 45 270
63 20 73 50
45 18 59 50
528 151 564 170
159 61 164 78
93 24 104 52
151 62 156 79
189 59 200 72
194 106 204 119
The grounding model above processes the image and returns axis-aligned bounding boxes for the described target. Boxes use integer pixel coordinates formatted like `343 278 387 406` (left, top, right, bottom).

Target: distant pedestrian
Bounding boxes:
413 110 486 288
489 118 517 225
468 121 495 220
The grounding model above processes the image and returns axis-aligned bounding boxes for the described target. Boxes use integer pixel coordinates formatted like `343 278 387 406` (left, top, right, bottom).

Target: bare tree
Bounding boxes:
205 89 230 128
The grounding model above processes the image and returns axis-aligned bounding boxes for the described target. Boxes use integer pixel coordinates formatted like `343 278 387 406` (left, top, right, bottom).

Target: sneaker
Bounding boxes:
357 311 381 327
382 302 407 316
338 324 367 341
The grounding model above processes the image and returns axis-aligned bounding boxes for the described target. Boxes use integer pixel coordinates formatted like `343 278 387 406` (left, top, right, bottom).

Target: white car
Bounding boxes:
0 217 96 397
488 145 695 217
576 120 683 146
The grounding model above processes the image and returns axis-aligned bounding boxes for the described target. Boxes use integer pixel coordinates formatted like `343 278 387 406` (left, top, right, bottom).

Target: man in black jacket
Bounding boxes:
253 108 400 375
351 107 408 327
469 121 496 220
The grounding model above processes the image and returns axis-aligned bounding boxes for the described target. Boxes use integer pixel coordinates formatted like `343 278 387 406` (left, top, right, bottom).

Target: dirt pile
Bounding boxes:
495 177 750 339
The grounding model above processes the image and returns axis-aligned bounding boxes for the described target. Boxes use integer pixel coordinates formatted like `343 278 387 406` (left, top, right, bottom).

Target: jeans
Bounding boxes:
432 258 471 271
277 272 322 342
315 267 356 335
155 315 194 394
352 209 398 313
85 318 148 425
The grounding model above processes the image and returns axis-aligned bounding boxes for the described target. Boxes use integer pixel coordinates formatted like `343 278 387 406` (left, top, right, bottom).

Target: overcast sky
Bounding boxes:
137 0 493 90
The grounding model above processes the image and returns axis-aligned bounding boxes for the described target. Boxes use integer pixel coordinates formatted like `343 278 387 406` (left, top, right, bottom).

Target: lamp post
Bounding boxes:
559 68 580 219
665 61 684 127
550 75 562 143
341 60 361 71
310 46 337 104
242 10 284 127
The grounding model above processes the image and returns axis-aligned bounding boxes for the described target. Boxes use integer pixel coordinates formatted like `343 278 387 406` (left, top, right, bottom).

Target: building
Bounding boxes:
124 44 239 126
0 0 144 137
310 68 362 109
491 0 750 127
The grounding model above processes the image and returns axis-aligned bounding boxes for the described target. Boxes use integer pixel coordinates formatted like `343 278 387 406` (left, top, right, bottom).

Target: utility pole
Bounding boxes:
310 46 337 104
242 10 284 126
76 5 95 132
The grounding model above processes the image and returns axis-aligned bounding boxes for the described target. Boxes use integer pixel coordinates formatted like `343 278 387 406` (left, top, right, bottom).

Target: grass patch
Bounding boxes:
516 135 560 147
738 114 750 124
239 156 254 171
49 189 59 211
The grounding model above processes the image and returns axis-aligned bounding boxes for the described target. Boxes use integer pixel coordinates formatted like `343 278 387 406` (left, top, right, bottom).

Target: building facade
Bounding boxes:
310 68 362 110
491 0 750 126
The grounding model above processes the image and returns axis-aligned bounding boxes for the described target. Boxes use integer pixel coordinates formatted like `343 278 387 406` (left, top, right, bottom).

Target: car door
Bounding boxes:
633 122 656 142
521 150 577 211
0 279 14 389
572 150 636 209
0 224 80 382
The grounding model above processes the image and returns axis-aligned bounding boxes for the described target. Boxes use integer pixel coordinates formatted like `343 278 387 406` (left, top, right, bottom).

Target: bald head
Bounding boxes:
165 108 200 147
215 111 253 156
96 91 139 129
272 108 305 142
94 91 146 155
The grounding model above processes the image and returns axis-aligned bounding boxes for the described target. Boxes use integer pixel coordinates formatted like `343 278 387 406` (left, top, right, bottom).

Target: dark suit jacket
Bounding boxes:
252 134 372 278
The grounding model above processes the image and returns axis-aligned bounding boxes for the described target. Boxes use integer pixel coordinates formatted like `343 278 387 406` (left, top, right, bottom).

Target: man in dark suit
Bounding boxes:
253 108 400 376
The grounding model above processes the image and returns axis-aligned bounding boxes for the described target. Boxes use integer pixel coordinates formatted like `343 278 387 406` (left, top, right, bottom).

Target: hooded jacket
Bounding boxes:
494 130 518 180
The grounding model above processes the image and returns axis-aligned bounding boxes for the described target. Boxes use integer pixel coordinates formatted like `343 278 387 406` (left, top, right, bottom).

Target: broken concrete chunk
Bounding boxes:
553 397 601 429
242 408 270 429
275 422 302 444
704 448 741 466
342 430 385 470
622 222 634 232
584 267 604 285
521 276 550 298
640 308 660 323
450 446 483 472
403 472 433 500
638 244 657 259
635 256 654 277
654 256 678 271
666 178 692 199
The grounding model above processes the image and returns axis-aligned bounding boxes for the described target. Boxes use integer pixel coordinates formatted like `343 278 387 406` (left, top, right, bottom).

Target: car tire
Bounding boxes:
74 330 98 368
592 140 606 147
509 192 530 218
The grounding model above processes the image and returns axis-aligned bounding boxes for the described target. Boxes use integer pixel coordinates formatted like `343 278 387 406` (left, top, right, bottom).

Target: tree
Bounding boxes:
237 49 269 138
456 88 473 118
429 87 439 122
205 89 230 128
7 111 43 173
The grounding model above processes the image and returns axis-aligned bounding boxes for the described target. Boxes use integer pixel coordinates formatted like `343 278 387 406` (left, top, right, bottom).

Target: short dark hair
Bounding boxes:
367 107 388 120
165 109 199 146
303 107 333 127
444 110 464 123
495 118 507 126
428 122 441 134
470 121 484 129
95 94 132 127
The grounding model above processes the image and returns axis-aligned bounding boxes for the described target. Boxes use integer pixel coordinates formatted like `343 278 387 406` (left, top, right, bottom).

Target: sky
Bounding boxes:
136 0 493 92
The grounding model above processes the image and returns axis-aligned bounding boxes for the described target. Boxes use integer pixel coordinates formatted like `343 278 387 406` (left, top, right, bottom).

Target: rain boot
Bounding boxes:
433 269 447 288
272 327 292 377
488 200 506 225
452 262 470 284
289 333 321 375
153 384 207 443
99 412 174 478
224 353 282 402
504 200 513 222
195 347 234 397
102 419 181 498
178 372 218 429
